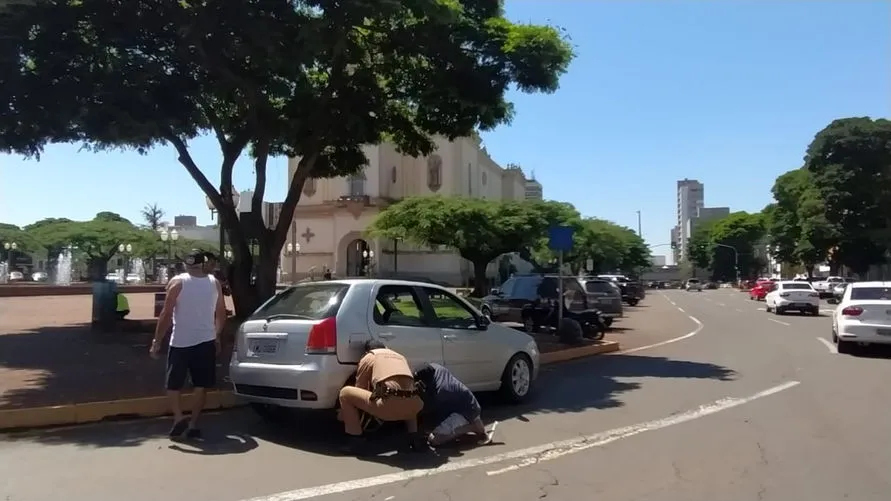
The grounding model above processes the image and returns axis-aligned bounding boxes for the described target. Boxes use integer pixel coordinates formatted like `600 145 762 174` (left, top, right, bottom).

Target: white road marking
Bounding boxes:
817 337 837 354
485 381 801 476
244 382 801 500
703 297 713 302
768 318 791 326
735 308 743 313
716 302 726 307
619 295 703 354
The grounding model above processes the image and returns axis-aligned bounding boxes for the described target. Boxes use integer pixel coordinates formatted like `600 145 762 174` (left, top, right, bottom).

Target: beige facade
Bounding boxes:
282 136 531 285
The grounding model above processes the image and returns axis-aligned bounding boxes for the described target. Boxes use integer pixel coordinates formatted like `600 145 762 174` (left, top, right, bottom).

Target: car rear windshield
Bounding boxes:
687 279 699 284
782 283 812 290
250 283 350 320
850 287 891 300
585 281 615 293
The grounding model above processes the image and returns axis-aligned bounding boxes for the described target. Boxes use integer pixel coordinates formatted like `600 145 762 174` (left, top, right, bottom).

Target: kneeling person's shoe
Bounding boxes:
409 433 433 453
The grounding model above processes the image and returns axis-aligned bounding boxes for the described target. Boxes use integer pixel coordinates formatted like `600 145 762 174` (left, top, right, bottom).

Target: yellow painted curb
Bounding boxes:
0 390 243 431
540 340 620 365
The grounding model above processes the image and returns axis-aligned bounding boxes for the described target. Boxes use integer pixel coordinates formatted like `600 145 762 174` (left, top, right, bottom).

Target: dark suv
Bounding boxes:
481 274 603 333
597 274 645 306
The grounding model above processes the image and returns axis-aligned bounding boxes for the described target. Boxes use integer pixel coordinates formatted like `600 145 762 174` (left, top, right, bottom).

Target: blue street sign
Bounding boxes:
548 225 574 252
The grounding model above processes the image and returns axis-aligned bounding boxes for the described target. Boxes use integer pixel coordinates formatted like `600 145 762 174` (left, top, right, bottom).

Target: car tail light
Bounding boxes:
306 317 337 354
841 306 863 316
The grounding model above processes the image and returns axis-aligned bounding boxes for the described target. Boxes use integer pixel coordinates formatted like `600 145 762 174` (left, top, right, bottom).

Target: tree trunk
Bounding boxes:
87 257 108 281
471 260 489 297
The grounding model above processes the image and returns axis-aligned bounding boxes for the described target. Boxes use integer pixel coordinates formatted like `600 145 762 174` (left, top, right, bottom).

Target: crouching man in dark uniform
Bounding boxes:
338 339 427 453
415 363 497 446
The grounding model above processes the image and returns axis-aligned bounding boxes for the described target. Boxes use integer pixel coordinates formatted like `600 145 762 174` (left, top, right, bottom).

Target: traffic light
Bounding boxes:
670 241 677 249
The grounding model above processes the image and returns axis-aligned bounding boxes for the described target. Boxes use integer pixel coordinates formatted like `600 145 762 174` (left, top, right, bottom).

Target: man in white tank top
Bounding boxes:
150 250 227 438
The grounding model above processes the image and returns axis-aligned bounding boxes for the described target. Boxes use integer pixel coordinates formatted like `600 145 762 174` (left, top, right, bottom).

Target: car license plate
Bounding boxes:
249 340 281 355
877 329 891 336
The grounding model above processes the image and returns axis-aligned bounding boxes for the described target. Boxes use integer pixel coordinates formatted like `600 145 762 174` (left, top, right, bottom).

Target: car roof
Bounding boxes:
850 281 891 288
777 280 813 286
290 278 450 291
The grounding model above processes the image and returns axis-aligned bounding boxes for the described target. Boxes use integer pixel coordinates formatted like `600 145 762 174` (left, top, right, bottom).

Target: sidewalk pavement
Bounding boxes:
0 293 689 431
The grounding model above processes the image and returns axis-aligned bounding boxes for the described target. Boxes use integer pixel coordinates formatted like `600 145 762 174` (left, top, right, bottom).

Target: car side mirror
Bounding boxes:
827 298 838 304
477 314 491 330
490 288 501 296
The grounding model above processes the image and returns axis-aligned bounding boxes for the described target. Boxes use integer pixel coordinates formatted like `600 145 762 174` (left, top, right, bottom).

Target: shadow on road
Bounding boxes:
0 324 232 410
3 352 736 469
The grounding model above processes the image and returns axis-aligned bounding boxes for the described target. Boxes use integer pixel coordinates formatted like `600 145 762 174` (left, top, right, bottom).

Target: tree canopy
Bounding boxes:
685 212 766 281
368 196 650 295
1 0 574 315
763 116 891 277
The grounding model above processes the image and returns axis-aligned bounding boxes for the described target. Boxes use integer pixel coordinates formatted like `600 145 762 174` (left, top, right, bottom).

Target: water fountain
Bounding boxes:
0 261 7 284
158 266 169 285
131 257 145 284
116 267 125 284
54 249 73 286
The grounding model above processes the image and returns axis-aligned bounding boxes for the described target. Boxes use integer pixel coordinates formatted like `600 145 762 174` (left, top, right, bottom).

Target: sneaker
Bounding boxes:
480 421 499 445
185 428 203 440
340 436 370 456
409 433 433 453
168 418 189 438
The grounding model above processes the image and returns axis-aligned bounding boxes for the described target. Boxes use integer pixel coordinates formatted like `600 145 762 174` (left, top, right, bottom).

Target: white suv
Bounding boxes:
832 282 891 354
765 281 820 315
685 279 702 292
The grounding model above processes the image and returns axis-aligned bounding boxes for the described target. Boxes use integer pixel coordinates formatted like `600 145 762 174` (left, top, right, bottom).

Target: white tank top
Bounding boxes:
170 273 219 348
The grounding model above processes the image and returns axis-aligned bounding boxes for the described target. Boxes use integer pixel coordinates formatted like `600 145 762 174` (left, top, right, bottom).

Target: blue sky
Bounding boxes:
1 1 888 264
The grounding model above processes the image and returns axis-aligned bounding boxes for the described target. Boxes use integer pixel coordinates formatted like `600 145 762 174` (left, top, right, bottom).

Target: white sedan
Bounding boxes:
832 282 891 354
765 280 820 315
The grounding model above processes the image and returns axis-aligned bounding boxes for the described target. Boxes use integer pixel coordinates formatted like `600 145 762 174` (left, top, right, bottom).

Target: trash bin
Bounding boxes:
154 292 166 317
91 280 118 331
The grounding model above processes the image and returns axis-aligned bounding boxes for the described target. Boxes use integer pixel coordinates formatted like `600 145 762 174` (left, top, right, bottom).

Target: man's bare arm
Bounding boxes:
152 278 183 347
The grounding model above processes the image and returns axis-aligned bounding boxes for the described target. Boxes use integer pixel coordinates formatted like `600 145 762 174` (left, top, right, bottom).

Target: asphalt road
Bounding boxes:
4 290 891 501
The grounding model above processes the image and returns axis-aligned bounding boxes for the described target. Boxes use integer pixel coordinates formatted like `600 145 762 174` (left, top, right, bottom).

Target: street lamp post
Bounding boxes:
714 243 740 284
206 189 241 265
159 228 179 261
362 249 375 277
3 242 17 267
117 243 132 279
284 242 301 284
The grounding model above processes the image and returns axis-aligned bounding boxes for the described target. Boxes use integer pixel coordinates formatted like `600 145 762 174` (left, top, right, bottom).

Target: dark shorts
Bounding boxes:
166 340 216 391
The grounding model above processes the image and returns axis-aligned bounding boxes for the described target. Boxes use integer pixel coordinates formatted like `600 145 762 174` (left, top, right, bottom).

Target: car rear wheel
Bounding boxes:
499 353 533 404
603 318 613 328
523 315 538 333
837 338 854 355
481 305 493 318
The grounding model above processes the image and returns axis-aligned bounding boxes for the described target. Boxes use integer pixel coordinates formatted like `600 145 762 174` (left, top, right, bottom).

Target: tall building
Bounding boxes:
524 172 543 200
676 179 704 261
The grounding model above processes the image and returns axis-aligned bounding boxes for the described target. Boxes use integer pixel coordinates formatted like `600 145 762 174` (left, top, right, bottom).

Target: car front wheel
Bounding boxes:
500 353 534 404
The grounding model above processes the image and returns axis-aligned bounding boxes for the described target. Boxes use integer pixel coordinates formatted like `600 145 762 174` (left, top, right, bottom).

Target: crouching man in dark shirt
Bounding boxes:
414 363 497 446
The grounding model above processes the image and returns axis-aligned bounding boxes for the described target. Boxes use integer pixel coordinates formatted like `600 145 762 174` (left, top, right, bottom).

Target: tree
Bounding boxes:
140 203 165 231
707 212 766 282
1 1 574 317
27 213 147 278
368 197 572 296
804 117 891 275
685 219 718 273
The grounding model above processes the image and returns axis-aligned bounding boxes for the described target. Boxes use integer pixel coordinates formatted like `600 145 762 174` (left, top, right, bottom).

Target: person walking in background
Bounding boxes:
115 292 130 320
323 268 332 280
150 250 227 439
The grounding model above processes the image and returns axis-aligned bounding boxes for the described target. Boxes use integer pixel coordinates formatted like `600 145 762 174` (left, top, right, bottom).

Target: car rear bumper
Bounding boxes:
229 357 353 409
838 324 891 344
775 299 820 309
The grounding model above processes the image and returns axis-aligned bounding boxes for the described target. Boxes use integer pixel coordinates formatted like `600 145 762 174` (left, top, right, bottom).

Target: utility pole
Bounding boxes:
636 210 642 237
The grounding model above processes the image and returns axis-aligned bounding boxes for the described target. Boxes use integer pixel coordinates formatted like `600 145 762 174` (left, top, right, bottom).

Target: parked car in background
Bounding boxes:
482 274 607 334
813 276 847 298
685 278 703 291
832 282 891 354
705 282 718 290
30 271 48 282
831 282 850 303
576 277 623 327
8 271 24 281
597 274 645 306
231 279 541 422
765 280 820 315
749 279 774 301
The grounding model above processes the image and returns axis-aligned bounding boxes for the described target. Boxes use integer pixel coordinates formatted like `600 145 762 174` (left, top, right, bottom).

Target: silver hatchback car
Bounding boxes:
229 279 540 416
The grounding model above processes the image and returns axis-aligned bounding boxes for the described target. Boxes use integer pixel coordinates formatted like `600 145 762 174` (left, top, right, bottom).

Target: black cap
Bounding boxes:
202 251 218 262
184 249 207 266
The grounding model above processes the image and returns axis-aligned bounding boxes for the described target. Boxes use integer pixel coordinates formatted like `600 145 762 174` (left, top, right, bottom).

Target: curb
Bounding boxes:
540 340 620 365
1 342 619 432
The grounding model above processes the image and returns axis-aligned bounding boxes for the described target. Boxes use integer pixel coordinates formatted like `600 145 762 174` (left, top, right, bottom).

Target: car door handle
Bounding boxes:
378 332 395 339
442 334 457 341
